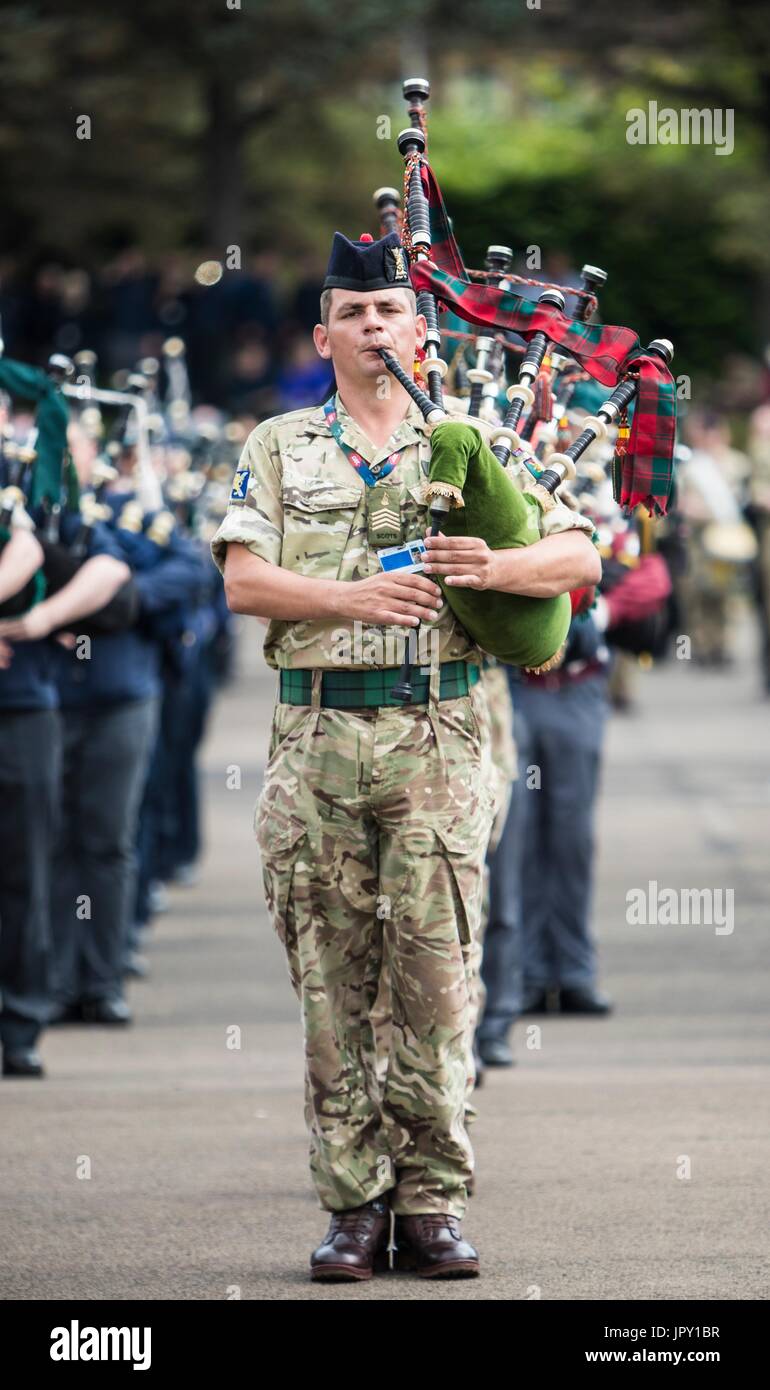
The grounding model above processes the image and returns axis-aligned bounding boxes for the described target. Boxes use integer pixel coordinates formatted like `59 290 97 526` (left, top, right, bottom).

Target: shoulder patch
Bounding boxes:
230 467 250 503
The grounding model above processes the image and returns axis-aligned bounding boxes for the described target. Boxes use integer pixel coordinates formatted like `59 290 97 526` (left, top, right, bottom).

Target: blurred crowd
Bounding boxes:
0 246 334 421
0 341 252 1073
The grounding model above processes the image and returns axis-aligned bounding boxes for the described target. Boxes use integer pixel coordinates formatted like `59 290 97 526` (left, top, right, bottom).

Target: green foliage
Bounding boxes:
430 88 762 381
0 0 767 385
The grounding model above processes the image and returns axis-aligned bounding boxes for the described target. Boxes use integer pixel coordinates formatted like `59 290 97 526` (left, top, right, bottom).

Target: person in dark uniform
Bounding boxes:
133 542 228 917
0 513 131 1074
124 505 213 960
42 497 208 1024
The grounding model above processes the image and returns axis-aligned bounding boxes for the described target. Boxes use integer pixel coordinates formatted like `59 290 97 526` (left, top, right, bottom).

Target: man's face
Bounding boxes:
313 288 427 379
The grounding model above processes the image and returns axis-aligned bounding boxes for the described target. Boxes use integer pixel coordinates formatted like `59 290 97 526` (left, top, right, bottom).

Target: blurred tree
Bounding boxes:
0 0 426 252
0 0 768 381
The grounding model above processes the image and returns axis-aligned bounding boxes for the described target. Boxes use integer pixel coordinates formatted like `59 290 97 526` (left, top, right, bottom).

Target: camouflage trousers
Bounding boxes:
254 666 494 1217
480 662 518 858
371 663 516 1104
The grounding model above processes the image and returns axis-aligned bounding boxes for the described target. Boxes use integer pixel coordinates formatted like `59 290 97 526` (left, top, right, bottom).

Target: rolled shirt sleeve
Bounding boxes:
537 498 596 539
518 475 596 539
210 425 284 577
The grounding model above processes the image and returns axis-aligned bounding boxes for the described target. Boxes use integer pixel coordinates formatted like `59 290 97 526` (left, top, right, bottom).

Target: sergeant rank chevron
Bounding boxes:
370 504 400 530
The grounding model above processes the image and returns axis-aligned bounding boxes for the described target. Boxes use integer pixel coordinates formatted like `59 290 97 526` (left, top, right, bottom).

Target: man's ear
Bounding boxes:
415 313 428 350
313 323 331 359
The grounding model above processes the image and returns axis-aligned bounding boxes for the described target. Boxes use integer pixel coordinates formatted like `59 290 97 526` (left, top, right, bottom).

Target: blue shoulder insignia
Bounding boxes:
230 468 250 503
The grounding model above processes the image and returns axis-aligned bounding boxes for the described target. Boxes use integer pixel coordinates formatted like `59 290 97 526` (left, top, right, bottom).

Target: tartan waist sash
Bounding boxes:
279 661 481 709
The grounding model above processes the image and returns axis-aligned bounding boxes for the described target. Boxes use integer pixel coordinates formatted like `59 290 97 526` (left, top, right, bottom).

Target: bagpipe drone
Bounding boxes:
371 78 677 700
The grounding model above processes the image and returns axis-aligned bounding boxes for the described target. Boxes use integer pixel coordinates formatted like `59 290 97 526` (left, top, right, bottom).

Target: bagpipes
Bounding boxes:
373 79 677 700
0 430 45 619
0 353 139 632
108 335 244 538
64 348 164 513
466 245 515 423
0 353 73 619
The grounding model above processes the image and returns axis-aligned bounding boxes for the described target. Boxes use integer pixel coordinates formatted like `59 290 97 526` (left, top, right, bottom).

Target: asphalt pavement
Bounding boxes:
1 615 768 1300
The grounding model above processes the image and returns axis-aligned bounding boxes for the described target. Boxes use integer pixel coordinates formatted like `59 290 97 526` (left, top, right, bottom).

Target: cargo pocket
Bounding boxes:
266 702 314 764
433 824 484 948
280 475 362 580
254 802 308 950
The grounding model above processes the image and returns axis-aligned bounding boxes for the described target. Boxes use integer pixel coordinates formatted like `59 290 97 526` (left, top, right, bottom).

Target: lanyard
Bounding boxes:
323 397 407 488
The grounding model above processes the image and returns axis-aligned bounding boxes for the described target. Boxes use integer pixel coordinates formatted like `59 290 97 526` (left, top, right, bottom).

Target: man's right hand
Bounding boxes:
340 571 444 627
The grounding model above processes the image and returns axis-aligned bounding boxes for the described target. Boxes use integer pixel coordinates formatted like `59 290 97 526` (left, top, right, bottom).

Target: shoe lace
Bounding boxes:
329 1203 383 1243
416 1212 460 1239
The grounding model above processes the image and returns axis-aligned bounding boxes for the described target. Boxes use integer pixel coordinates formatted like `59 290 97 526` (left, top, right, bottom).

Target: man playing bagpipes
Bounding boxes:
209 227 601 1282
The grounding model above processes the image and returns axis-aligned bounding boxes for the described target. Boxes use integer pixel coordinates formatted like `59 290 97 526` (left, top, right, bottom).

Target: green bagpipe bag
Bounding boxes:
426 421 571 672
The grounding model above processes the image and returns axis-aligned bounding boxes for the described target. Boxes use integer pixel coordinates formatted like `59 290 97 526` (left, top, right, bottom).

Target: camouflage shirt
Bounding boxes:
210 391 592 671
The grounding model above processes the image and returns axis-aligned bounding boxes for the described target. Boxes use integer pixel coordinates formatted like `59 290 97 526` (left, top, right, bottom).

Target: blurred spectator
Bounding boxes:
56 269 96 356
223 254 280 340
274 332 333 413
100 246 159 373
290 253 327 334
224 330 277 417
677 411 754 666
746 402 770 691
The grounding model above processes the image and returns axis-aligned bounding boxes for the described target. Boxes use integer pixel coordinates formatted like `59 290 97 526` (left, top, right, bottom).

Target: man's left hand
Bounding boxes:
422 531 500 590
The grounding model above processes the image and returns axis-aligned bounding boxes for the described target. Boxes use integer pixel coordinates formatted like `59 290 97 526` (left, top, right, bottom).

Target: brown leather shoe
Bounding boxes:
310 1196 392 1281
396 1213 480 1278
